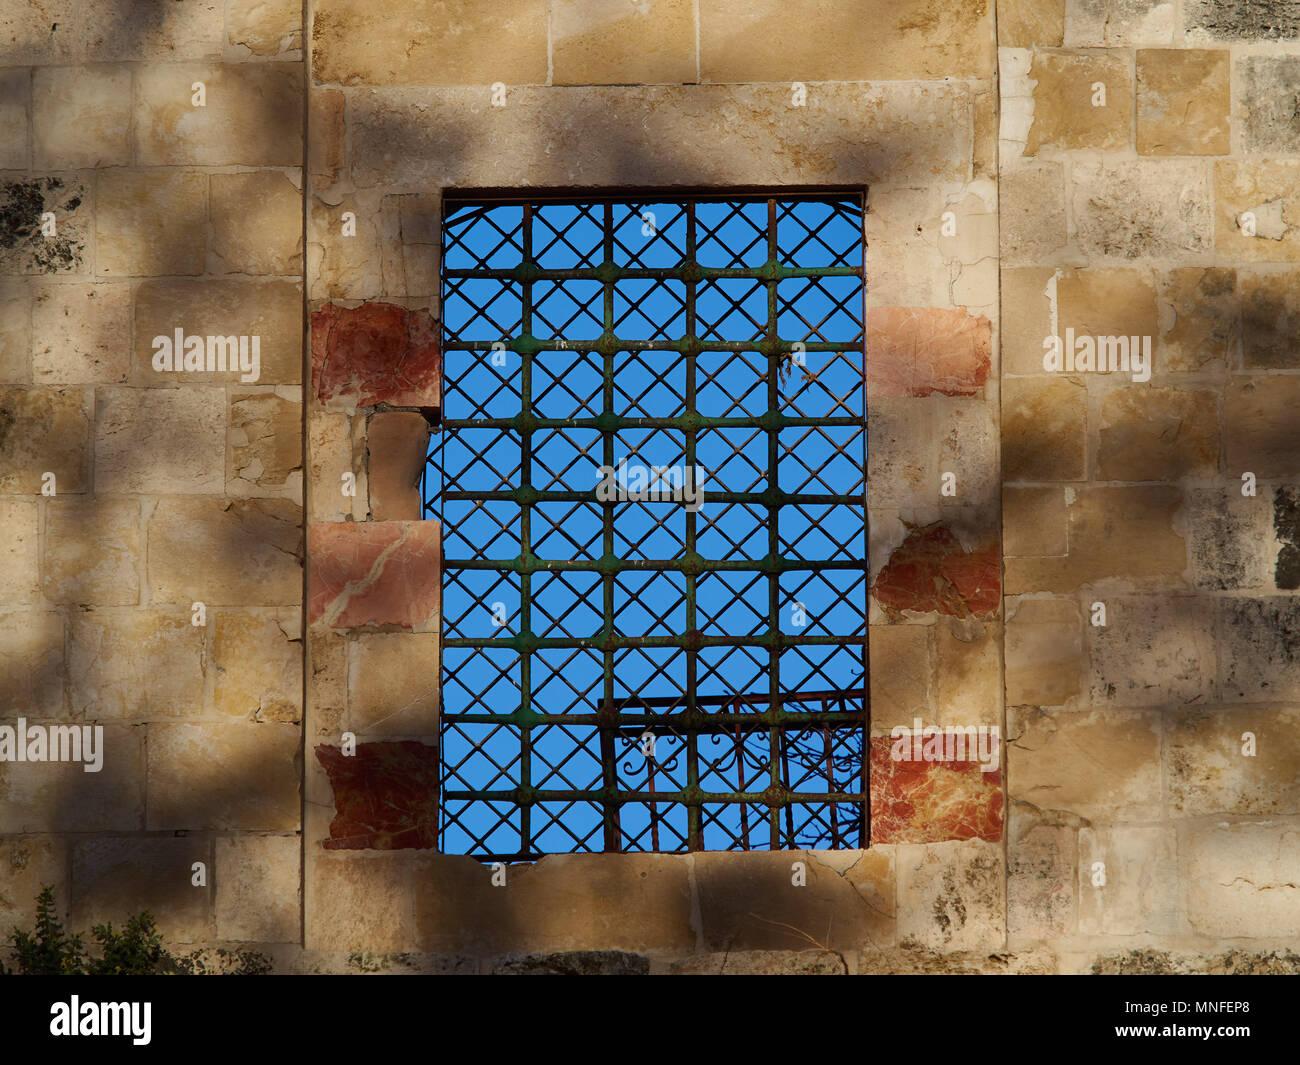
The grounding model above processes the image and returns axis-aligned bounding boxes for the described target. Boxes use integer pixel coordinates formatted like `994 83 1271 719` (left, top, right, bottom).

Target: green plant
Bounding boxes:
2 886 86 975
86 911 183 975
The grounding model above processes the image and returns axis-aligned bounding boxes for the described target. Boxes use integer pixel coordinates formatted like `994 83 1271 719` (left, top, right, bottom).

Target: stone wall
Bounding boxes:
0 0 1296 975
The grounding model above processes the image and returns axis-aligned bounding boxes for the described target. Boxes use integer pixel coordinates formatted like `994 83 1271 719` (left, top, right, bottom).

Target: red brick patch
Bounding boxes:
311 301 440 408
315 741 439 850
872 524 1000 619
309 520 440 630
866 306 992 398
869 734 1003 844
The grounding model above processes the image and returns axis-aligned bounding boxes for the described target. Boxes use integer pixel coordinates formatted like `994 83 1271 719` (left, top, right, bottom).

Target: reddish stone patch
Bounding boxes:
311 301 440 408
872 524 1000 619
869 734 1003 844
866 306 992 398
316 741 439 850
309 520 440 630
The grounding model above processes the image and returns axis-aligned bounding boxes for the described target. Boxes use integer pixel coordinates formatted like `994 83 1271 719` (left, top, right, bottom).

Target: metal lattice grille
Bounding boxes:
429 193 867 860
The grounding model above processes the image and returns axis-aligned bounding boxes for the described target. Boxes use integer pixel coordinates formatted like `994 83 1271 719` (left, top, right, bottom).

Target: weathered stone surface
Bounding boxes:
0 499 38 605
0 724 143 831
1004 487 1067 557
147 498 303 606
1275 486 1300 590
31 282 130 383
866 308 992 398
1167 707 1300 816
999 164 1067 263
1225 376 1300 478
1071 159 1211 259
147 722 299 830
871 524 1000 620
1005 597 1080 705
1009 707 1161 820
229 391 302 494
1001 268 1054 374
367 411 427 520
1066 0 1175 43
1213 160 1300 262
1002 378 1086 482
43 498 139 605
1159 267 1238 372
1078 826 1177 935
1007 807 1073 938
695 849 895 954
135 63 302 166
0 280 29 381
870 735 1003 844
867 624 929 730
0 176 89 275
0 0 223 63
1239 55 1300 151
95 170 206 277
1181 487 1270 591
1183 821 1300 936
210 171 302 275
0 838 67 933
312 0 548 84
0 71 29 170
1000 0 1065 45
213 610 301 721
307 852 424 951
315 740 438 849
896 840 1004 952
493 950 651 975
349 632 439 736
349 83 972 190
1026 52 1132 154
1004 487 1186 593
1185 0 1300 40
1136 49 1228 155
553 0 695 85
33 65 131 168
933 620 1001 726
867 398 938 508
863 186 948 307
68 610 203 721
134 279 302 385
95 387 225 495
0 611 64 717
309 89 345 188
71 838 209 945
1096 387 1218 480
311 302 440 410
1242 270 1300 369
701 0 993 80
228 0 302 55
1219 597 1300 702
216 836 300 942
0 386 89 494
1089 596 1216 707
309 520 440 630
307 410 355 523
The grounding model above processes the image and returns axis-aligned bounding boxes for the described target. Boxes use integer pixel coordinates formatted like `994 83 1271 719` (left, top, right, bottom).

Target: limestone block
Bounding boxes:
0 176 89 275
1242 269 1300 369
700 0 994 80
1088 595 1216 707
31 282 131 384
94 386 225 495
999 0 1065 46
367 411 428 520
1183 821 1300 936
1219 597 1300 702
1225 376 1300 478
1239 56 1300 153
1003 486 1067 557
133 279 301 386
1213 160 1300 263
866 397 938 508
1005 597 1080 706
216 835 300 942
1185 0 1300 40
0 280 30 382
933 618 1001 725
228 0 302 56
1007 806 1073 939
210 171 303 276
1167 707 1300 816
134 62 302 166
0 386 90 494
0 70 29 169
1180 486 1270 591
348 631 439 736
0 723 143 831
1009 707 1161 820
0 838 67 933
1056 267 1158 343
146 497 303 606
33 65 131 168
1067 0 1175 43
307 409 354 523
95 170 206 277
867 623 929 730
0 611 64 717
312 0 548 84
229 390 302 494
0 0 223 63
1136 49 1228 155
896 840 1004 952
308 89 344 189
43 498 140 605
68 610 204 721
1071 159 1211 259
0 498 38 605
998 164 1067 263
71 838 210 944
1078 826 1177 935
213 610 302 722
1025 52 1132 154
1002 377 1086 482
147 721 300 830
1097 387 1218 481
1158 267 1238 372
1001 268 1055 375
554 0 695 85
